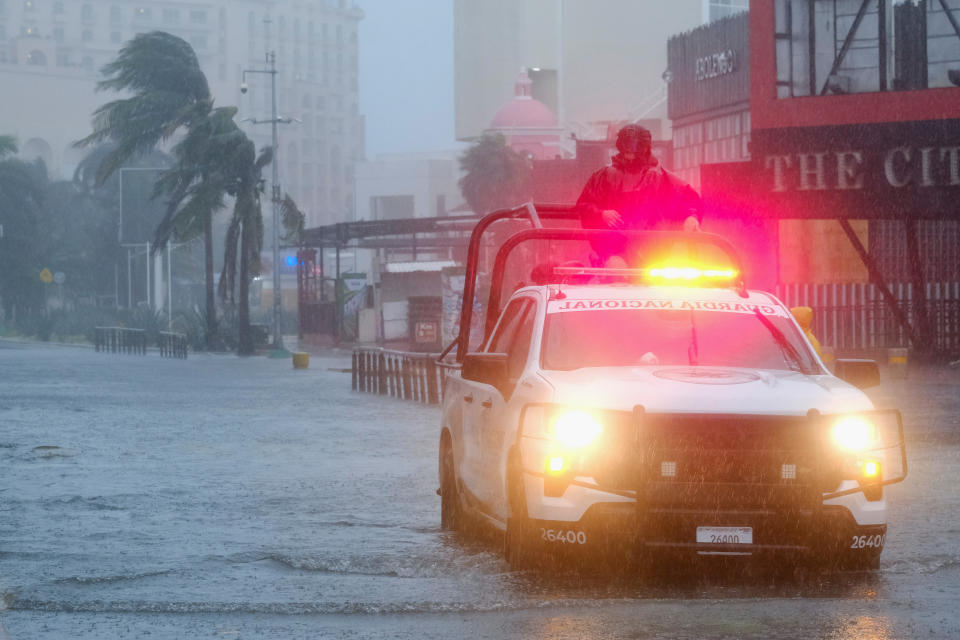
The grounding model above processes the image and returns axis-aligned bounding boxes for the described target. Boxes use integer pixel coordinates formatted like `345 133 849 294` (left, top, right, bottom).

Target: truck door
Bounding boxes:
478 297 538 513
459 298 533 511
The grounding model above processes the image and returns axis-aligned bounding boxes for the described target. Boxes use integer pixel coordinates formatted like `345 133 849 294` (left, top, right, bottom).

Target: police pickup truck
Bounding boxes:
437 204 907 570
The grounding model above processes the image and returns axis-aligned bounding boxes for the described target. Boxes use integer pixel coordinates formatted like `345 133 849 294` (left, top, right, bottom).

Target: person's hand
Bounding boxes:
683 215 700 232
601 209 623 228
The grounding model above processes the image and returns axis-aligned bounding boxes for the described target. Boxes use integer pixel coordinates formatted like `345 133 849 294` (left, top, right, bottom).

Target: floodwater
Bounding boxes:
1 340 958 639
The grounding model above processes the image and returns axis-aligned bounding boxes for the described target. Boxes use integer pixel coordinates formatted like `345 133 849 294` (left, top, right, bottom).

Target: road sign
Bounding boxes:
40 268 53 284
53 271 65 285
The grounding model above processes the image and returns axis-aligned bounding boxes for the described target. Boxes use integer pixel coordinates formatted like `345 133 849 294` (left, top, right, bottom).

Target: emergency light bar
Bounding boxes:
553 266 739 281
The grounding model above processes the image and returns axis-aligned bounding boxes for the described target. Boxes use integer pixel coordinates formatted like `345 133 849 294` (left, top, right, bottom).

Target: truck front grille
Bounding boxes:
586 413 831 510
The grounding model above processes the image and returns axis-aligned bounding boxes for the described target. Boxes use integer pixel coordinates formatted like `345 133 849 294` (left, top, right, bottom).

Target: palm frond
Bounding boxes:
280 193 305 244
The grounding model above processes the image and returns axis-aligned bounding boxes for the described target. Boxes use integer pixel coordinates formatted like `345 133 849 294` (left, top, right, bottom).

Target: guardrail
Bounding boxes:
159 331 188 359
352 348 446 405
94 327 147 355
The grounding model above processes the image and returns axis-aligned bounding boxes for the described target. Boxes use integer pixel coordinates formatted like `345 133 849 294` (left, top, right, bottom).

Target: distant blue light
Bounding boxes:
285 256 297 267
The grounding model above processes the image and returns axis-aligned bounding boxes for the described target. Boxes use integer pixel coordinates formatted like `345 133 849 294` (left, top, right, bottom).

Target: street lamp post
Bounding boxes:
242 51 294 351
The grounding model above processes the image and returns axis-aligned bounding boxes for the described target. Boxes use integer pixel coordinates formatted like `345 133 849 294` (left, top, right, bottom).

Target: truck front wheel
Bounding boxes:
439 434 462 532
504 454 537 569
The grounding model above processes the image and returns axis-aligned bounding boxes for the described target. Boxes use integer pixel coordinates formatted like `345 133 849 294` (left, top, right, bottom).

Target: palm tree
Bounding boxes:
151 107 245 347
458 133 532 216
77 31 220 347
218 135 274 355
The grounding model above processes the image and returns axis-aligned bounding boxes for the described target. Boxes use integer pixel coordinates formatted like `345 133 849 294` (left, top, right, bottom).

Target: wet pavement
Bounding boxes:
1 340 958 638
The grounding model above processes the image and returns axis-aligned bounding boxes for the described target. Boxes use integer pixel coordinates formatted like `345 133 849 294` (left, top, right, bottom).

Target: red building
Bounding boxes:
667 2 960 354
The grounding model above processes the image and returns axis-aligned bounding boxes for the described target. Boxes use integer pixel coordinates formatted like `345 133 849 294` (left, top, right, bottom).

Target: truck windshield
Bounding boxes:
541 307 821 373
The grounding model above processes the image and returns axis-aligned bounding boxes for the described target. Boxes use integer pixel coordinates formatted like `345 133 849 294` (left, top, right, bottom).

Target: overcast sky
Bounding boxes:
358 0 461 158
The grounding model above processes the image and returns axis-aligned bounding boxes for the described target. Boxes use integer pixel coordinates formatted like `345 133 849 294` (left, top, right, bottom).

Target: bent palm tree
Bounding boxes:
77 31 220 347
219 136 274 355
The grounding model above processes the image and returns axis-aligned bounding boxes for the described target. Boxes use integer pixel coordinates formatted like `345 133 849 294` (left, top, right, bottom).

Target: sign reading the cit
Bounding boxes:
695 50 736 81
749 119 960 220
763 145 960 193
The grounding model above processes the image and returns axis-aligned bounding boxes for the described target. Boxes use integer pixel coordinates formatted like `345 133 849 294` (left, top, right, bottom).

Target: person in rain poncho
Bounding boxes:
577 124 703 265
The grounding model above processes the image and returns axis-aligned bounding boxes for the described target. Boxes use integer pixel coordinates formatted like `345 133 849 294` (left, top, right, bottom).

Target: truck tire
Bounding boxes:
504 455 537 569
439 434 462 532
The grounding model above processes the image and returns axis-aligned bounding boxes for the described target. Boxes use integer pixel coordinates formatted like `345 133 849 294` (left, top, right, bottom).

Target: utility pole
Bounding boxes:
243 50 295 352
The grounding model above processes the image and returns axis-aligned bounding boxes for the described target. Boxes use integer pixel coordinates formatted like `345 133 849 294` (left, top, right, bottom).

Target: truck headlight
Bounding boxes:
551 411 602 448
831 416 876 451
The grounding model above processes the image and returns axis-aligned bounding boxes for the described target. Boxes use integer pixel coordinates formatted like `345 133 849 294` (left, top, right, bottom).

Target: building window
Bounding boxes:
53 1 64 14
81 4 93 21
135 7 151 20
110 30 121 43
26 49 46 65
0 25 6 40
53 26 63 42
82 29 92 42
110 6 121 23
82 55 93 71
190 10 206 24
706 0 748 22
163 8 179 24
774 0 960 97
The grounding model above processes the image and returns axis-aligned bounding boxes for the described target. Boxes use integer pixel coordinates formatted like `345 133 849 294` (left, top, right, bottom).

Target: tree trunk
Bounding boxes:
237 220 254 355
204 213 216 350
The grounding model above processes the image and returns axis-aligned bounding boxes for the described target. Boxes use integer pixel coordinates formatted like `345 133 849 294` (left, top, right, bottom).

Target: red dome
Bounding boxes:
489 98 558 129
489 68 558 129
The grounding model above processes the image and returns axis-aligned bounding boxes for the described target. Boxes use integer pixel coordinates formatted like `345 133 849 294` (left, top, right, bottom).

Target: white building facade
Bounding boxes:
0 0 364 228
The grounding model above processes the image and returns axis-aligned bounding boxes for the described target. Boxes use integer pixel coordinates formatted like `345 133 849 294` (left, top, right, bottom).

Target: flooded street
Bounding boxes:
1 340 959 638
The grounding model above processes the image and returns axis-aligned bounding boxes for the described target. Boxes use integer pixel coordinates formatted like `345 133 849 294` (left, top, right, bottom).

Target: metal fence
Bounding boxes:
776 281 960 354
159 331 188 359
352 348 446 405
94 327 147 355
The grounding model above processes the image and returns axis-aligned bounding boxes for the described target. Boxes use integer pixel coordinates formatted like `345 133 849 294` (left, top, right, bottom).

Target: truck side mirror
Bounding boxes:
834 358 881 389
462 352 509 394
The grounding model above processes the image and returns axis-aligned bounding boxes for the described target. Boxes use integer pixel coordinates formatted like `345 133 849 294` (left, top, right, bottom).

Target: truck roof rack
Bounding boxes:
441 203 747 363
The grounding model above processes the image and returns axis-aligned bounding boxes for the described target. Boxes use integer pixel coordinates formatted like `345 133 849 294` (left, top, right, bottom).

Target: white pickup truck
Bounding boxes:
438 206 907 571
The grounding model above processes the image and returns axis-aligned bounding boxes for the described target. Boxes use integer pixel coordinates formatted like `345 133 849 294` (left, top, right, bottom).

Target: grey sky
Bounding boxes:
358 0 461 158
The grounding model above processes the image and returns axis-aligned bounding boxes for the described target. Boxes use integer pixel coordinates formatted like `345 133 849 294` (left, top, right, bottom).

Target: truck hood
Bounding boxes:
538 366 873 415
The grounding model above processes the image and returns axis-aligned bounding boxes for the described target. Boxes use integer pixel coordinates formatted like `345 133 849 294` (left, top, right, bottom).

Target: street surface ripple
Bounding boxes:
0 340 958 638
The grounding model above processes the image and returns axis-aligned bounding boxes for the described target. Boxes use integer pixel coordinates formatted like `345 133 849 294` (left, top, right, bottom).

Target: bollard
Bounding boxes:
292 352 310 369
352 351 358 390
402 358 412 400
378 354 387 395
888 347 908 379
426 359 439 405
392 356 401 397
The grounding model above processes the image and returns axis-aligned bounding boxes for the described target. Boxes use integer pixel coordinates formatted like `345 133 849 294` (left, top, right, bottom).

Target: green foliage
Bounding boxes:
44 306 119 343
458 134 533 216
0 155 47 320
0 135 17 158
126 305 164 345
